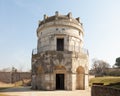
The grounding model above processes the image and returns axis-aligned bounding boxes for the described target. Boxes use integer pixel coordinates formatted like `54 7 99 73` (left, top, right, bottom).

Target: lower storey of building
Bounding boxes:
31 73 88 90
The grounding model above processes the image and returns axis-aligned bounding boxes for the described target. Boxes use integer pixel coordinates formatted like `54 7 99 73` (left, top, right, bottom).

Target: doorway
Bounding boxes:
56 74 64 90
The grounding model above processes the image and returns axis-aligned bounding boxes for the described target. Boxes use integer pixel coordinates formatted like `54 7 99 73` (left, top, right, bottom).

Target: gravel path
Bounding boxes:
0 87 91 96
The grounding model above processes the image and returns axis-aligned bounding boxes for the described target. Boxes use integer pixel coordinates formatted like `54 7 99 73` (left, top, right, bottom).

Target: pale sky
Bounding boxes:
0 0 120 71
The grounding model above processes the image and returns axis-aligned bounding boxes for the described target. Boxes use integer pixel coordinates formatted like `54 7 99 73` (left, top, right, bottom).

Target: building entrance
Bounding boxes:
56 74 64 90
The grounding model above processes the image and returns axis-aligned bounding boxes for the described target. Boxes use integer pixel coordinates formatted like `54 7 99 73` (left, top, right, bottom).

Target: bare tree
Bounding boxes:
91 58 110 76
1 67 11 72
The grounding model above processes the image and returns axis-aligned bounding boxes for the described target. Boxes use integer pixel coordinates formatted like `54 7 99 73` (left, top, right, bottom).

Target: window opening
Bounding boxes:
57 38 64 51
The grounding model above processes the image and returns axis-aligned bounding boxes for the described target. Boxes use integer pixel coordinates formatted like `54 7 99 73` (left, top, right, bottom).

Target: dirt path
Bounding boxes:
0 87 91 96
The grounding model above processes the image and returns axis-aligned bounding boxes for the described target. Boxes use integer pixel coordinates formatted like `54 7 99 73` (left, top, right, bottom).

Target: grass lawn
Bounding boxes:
110 84 120 89
0 87 10 90
0 87 10 96
0 81 23 91
89 76 120 86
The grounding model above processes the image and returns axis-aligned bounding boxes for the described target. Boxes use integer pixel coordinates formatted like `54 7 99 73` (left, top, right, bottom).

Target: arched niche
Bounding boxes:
37 65 44 74
76 66 85 90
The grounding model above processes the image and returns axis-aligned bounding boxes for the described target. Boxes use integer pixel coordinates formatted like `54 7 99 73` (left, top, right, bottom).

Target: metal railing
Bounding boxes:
32 45 88 55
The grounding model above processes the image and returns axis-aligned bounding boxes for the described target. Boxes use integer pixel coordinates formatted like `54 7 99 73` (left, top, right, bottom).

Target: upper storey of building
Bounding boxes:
37 11 84 37
34 12 87 54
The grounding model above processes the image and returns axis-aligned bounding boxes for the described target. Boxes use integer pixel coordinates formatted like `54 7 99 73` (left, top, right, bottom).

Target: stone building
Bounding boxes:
31 12 89 90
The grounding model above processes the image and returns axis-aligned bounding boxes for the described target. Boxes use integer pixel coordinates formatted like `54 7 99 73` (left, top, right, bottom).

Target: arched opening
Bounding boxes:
76 66 85 90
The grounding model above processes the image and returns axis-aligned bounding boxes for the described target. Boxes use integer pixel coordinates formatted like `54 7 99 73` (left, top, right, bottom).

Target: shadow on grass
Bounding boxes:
0 86 33 92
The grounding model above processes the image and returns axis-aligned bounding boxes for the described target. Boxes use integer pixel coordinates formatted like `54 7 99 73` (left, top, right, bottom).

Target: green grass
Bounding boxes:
0 87 10 90
0 81 22 91
89 76 120 86
0 87 10 96
110 84 120 89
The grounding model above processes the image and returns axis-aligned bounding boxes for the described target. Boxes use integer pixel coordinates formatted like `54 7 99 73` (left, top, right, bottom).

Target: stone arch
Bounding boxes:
76 66 85 90
54 65 66 71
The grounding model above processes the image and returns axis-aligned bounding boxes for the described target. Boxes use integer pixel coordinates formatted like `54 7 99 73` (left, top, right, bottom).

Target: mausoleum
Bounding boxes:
31 12 89 90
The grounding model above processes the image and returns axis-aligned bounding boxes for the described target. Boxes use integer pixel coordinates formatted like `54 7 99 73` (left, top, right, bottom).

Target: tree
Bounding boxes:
91 58 110 76
1 67 11 72
115 57 120 68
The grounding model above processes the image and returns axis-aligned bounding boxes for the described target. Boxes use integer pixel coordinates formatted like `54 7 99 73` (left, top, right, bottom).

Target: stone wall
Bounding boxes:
0 72 11 83
37 26 83 53
32 50 89 90
91 85 120 96
0 72 31 83
32 12 89 90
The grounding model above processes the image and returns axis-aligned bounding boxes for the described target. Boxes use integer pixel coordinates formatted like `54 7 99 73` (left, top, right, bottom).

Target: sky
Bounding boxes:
0 0 120 71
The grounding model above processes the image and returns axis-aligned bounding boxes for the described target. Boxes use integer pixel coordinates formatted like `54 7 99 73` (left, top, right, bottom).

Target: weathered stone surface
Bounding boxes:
91 85 120 96
31 12 89 90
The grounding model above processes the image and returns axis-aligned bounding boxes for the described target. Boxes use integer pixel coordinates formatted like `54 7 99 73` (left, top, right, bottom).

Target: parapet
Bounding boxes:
38 11 82 27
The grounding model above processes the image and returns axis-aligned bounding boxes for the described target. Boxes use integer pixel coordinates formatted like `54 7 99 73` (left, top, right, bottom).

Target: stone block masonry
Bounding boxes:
91 85 120 96
0 72 31 83
31 11 89 90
